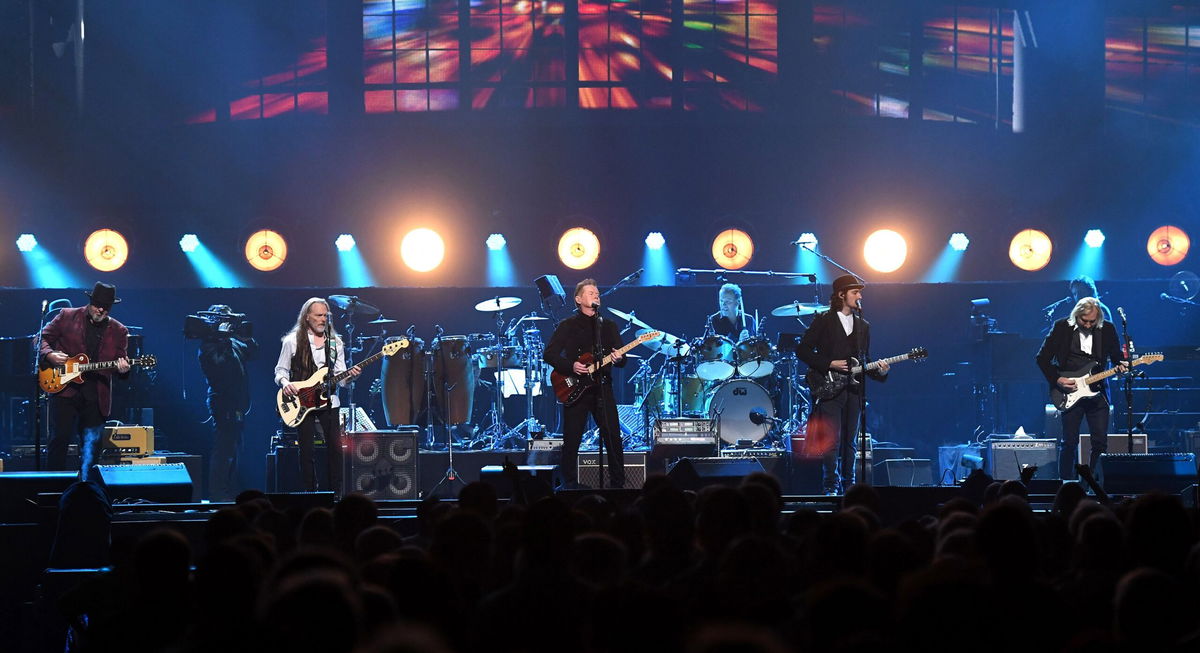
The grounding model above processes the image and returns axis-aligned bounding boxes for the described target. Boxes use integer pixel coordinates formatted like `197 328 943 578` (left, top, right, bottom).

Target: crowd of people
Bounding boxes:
36 468 1200 653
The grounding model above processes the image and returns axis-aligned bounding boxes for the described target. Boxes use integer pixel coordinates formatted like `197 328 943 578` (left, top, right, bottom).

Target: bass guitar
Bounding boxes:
276 338 409 427
1051 353 1162 412
551 331 660 406
39 354 158 394
807 347 927 400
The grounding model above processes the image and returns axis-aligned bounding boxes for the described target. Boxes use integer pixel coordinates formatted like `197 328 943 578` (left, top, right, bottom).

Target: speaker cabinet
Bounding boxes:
578 452 647 489
666 457 765 490
94 463 193 503
1096 453 1199 495
344 429 420 499
988 439 1059 480
874 458 934 486
1078 433 1147 464
266 446 328 493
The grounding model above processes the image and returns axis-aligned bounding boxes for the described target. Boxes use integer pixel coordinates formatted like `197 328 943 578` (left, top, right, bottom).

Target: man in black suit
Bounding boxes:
543 279 627 488
794 275 888 494
1036 297 1127 479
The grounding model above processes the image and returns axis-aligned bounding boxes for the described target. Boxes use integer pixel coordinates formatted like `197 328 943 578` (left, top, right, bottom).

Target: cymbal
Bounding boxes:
368 318 397 324
475 296 522 312
607 307 652 330
328 295 381 316
771 302 824 317
516 315 548 322
636 328 690 357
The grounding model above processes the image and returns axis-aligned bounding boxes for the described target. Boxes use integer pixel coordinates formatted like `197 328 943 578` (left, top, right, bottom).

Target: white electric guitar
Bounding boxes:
276 338 409 427
1051 353 1163 412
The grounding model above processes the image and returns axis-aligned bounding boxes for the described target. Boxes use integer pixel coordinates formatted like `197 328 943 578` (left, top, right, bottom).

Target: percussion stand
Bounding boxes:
475 310 508 449
430 334 465 497
500 325 545 448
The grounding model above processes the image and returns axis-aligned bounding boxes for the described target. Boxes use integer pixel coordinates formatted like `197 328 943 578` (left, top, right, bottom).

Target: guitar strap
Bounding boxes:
325 334 335 398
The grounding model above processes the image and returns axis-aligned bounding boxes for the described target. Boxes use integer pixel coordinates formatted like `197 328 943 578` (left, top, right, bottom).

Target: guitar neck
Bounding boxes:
332 350 384 383
854 353 911 374
1084 357 1146 385
81 359 141 372
589 339 641 373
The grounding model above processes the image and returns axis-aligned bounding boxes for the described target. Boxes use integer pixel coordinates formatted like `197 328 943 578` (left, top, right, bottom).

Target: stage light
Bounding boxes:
179 234 199 253
711 229 753 270
245 229 288 272
486 233 506 251
1009 228 1052 271
335 234 356 252
1084 229 1105 248
184 237 243 288
1147 225 1190 266
645 232 665 250
16 234 37 252
401 228 445 272
949 233 969 252
84 229 129 272
558 227 600 270
796 232 818 248
863 229 907 273
338 236 374 287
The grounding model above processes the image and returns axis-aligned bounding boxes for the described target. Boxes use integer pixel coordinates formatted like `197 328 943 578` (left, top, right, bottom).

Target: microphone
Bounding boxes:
590 303 601 310
1117 306 1127 325
1160 293 1198 306
41 299 48 314
405 324 416 338
1042 296 1072 312
749 410 781 426
434 324 444 337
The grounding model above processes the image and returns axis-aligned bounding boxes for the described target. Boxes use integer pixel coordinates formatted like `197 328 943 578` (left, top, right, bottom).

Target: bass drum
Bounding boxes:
705 378 773 445
381 337 425 426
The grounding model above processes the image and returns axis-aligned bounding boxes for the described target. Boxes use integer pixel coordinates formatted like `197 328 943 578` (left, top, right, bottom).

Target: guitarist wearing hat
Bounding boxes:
39 282 131 477
1036 297 1127 480
543 279 627 488
794 275 889 495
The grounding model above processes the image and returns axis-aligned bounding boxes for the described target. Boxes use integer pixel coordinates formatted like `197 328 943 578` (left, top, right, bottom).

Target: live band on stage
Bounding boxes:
16 270 1175 499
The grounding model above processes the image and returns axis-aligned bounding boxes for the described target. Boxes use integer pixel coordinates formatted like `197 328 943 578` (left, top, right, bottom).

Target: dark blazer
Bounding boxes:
39 306 130 416
1036 318 1124 397
795 309 887 383
543 311 628 380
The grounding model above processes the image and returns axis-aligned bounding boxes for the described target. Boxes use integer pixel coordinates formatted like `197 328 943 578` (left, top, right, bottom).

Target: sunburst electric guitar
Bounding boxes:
276 338 409 427
39 354 157 394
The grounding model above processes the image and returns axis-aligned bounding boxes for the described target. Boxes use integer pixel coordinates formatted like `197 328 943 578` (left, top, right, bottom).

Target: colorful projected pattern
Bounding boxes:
1105 8 1200 124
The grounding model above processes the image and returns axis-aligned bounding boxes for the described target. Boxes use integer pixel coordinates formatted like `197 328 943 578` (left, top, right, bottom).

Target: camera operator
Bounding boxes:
187 305 258 501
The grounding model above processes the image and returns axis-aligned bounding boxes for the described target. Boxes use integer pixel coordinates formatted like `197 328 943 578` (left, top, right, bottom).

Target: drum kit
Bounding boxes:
613 299 827 449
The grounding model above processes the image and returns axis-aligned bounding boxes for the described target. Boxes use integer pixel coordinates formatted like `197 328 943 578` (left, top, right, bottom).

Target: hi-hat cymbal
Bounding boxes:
369 317 397 324
475 296 522 312
771 302 824 317
607 307 653 330
328 295 381 316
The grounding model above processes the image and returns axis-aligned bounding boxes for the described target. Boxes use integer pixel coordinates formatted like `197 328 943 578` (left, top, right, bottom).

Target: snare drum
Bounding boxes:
735 336 775 378
705 378 773 445
695 335 735 381
431 336 479 425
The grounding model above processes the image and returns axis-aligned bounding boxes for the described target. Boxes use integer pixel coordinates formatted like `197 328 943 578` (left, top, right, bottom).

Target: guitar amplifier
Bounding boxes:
988 439 1059 480
344 429 420 500
1078 433 1146 464
578 452 646 489
101 425 154 457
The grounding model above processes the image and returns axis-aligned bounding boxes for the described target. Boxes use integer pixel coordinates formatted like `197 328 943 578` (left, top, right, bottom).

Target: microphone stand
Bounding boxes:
601 268 643 298
593 306 607 489
31 300 53 471
1118 308 1135 452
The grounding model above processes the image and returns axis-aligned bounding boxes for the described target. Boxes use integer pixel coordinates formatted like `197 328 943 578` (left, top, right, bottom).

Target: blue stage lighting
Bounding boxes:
486 233 507 251
949 233 970 252
179 234 200 253
16 234 37 252
335 234 356 252
645 232 665 250
1084 229 1105 248
796 233 818 248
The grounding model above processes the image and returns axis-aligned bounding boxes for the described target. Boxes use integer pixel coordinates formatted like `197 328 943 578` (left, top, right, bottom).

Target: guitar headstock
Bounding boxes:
909 347 928 361
1135 352 1164 365
382 338 411 356
136 354 157 368
637 331 662 343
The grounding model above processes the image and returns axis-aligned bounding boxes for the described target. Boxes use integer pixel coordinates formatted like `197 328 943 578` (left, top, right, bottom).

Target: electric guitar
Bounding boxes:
39 354 158 394
276 338 409 427
551 331 660 406
1051 353 1163 412
807 347 927 400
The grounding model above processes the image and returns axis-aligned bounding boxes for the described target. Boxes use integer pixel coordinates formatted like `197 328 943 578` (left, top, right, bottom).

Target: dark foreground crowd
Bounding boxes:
38 471 1200 653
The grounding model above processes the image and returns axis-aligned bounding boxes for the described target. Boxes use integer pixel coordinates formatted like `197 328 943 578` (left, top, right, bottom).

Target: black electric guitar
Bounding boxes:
807 347 927 400
551 331 660 406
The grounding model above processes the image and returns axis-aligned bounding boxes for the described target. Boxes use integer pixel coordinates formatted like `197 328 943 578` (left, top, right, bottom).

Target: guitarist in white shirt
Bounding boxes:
543 279 626 488
794 275 889 495
1036 297 1127 480
274 298 361 493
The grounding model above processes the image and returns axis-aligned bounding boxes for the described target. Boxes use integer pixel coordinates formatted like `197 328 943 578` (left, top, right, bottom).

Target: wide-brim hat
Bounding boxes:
832 274 865 295
85 282 121 307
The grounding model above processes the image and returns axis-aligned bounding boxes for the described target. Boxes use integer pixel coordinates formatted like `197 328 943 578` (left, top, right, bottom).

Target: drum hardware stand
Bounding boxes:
475 309 510 449
430 332 466 497
498 327 547 449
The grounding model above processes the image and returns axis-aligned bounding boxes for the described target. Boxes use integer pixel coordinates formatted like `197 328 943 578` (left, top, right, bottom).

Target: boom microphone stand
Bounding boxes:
1117 307 1135 452
31 299 54 471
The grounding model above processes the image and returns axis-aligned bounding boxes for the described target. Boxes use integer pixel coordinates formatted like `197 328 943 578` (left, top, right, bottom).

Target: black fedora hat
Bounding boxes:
85 282 121 307
832 274 865 295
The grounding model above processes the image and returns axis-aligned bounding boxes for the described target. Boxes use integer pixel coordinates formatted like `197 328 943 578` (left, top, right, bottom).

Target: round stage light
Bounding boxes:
863 229 907 273
245 229 288 272
16 234 38 252
711 229 753 270
1147 225 1190 266
558 227 600 270
335 234 356 252
796 232 818 248
486 233 507 251
1009 228 1053 271
179 234 200 253
401 228 445 272
645 232 665 250
1084 229 1105 248
949 233 969 252
84 229 129 272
